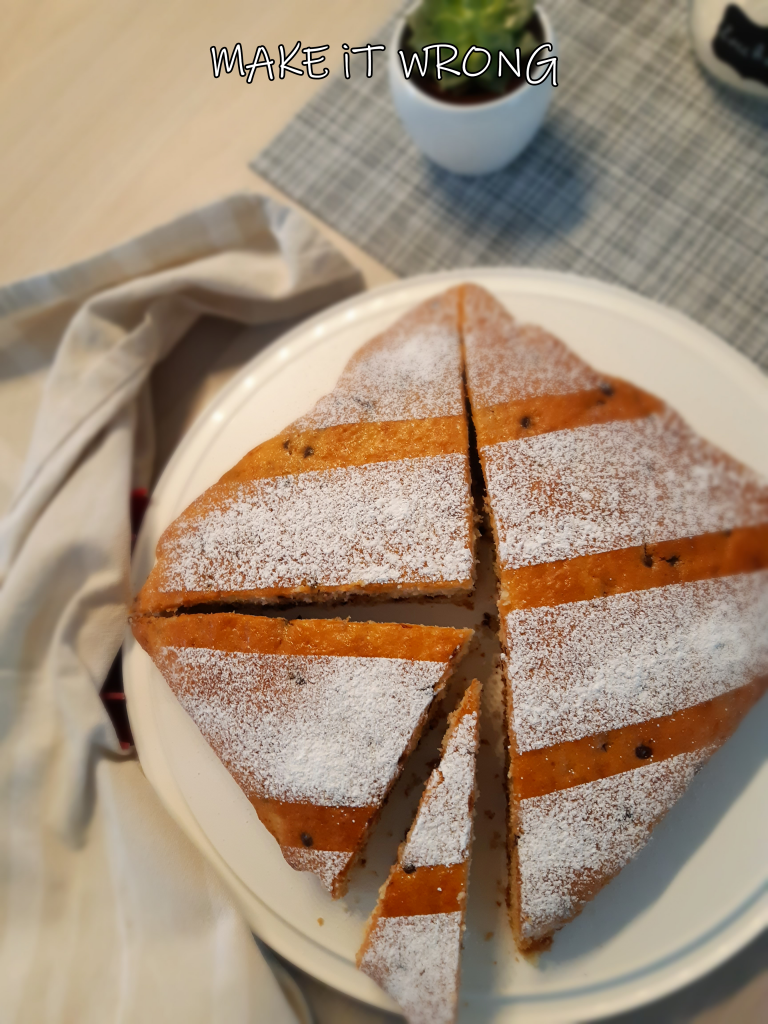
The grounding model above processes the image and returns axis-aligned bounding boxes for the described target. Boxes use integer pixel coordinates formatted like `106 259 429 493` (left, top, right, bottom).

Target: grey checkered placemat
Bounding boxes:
252 0 768 369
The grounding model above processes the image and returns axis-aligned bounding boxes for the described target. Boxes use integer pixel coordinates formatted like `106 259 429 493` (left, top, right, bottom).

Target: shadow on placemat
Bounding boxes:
252 0 768 370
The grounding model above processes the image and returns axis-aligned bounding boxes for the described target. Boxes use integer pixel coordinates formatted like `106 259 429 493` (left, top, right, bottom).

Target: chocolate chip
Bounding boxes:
303 446 314 458
403 864 416 874
289 669 307 686
599 382 614 396
642 546 653 568
635 744 653 760
282 439 291 451
300 832 313 847
520 416 531 429
481 611 499 633
662 554 680 566
623 807 633 820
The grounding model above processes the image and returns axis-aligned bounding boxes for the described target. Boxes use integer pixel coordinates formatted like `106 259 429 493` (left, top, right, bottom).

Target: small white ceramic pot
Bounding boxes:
389 6 556 176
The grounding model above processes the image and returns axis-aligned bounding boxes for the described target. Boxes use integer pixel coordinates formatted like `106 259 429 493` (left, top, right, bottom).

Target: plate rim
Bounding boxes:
124 267 768 1023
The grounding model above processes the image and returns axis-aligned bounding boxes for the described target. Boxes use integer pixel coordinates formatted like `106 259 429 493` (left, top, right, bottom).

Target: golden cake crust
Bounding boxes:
131 612 471 663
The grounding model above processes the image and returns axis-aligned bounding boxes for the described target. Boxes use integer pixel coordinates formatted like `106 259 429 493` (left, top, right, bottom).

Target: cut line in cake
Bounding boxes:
358 680 481 1024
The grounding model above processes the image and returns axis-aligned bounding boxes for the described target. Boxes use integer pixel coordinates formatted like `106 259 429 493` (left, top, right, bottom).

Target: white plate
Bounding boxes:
124 269 768 1024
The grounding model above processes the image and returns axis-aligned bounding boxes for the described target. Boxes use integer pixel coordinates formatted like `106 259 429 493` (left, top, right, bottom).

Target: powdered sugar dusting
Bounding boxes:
463 297 600 407
156 647 447 806
516 750 713 942
297 317 463 430
506 571 768 752
282 847 353 892
359 913 462 1024
401 711 479 868
484 411 768 570
159 455 472 594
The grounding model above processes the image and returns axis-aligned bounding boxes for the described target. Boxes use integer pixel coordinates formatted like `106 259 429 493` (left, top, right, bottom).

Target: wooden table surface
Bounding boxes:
0 0 397 290
1 2 764 1022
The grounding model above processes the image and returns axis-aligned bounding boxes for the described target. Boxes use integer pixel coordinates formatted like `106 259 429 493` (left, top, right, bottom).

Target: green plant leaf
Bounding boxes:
405 0 536 93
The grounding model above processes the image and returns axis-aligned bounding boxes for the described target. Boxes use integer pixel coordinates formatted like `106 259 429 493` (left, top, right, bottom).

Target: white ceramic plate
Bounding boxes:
123 269 768 1023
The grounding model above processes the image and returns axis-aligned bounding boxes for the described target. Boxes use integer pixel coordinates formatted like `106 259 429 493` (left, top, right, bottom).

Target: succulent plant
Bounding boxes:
406 0 539 94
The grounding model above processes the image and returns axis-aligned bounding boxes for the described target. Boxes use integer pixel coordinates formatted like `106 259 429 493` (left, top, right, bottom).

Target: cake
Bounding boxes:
134 288 475 615
461 283 768 950
357 680 481 1024
130 280 768 959
131 612 472 896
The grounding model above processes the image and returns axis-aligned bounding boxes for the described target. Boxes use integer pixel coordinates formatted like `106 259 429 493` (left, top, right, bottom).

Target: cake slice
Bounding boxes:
358 680 481 1024
131 612 472 896
462 283 768 950
135 288 474 615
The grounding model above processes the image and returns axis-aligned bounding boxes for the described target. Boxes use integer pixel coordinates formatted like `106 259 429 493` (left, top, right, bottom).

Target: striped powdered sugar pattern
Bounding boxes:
505 571 768 752
156 646 447 807
516 749 714 942
158 454 473 593
484 412 768 571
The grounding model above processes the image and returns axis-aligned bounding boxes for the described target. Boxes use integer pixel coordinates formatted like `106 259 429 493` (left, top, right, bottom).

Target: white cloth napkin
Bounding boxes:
0 193 363 1023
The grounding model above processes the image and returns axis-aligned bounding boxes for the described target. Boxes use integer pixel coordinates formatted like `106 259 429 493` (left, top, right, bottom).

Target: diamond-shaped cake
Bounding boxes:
131 281 768 959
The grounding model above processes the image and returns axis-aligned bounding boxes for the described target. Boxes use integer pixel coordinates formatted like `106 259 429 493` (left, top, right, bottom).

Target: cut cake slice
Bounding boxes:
131 612 472 896
358 680 481 1024
135 288 475 615
461 283 768 950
